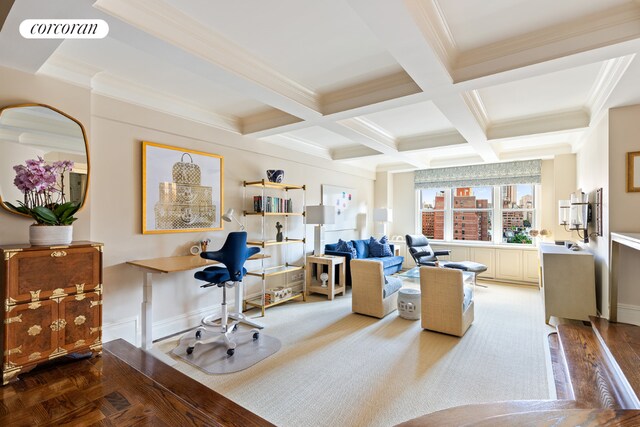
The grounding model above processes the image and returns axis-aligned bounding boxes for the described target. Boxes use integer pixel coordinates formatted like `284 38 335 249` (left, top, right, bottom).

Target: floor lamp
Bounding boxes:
373 208 392 238
306 205 336 256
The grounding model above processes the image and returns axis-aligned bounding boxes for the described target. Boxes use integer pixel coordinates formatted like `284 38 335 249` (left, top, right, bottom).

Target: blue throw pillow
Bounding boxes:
336 239 357 258
369 236 393 257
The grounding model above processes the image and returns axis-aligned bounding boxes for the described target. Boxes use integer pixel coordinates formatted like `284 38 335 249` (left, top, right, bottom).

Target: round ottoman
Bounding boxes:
398 288 421 320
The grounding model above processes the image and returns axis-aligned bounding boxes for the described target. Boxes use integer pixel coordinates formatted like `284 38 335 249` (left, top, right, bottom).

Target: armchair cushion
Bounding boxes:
383 275 403 298
369 236 393 257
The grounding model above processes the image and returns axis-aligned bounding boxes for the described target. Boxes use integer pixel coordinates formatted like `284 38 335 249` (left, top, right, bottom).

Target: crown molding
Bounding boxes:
37 52 102 88
241 109 304 135
461 90 490 131
404 0 457 71
338 117 397 150
498 144 573 161
331 145 382 161
453 3 640 82
94 0 321 116
429 154 484 168
585 54 635 121
487 109 589 141
320 71 422 115
397 130 466 152
91 73 240 133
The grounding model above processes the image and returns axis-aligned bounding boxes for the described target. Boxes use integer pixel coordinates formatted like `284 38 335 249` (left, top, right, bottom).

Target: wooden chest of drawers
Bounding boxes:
0 241 103 385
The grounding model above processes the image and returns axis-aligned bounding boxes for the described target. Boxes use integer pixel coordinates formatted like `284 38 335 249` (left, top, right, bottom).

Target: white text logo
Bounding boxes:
19 19 109 39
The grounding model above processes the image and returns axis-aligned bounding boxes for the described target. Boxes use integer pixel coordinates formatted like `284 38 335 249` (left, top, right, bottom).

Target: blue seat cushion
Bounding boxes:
352 239 370 259
383 275 403 298
445 261 487 274
463 283 474 311
195 266 247 284
370 256 403 270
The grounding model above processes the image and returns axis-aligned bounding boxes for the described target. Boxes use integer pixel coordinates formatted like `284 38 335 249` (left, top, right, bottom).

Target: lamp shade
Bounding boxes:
373 208 392 222
221 208 235 222
306 205 335 225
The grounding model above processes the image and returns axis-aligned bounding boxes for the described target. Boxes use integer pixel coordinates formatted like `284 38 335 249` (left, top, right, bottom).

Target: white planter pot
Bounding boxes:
29 225 73 246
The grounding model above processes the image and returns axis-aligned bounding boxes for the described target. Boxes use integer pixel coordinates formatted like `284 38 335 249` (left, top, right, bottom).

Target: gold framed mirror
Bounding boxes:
0 103 90 217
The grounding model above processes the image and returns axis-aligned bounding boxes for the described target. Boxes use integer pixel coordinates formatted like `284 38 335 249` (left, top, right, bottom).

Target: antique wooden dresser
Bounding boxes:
0 241 103 384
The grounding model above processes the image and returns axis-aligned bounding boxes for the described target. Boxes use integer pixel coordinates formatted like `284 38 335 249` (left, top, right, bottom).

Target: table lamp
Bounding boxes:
306 205 336 256
222 208 244 230
373 208 393 237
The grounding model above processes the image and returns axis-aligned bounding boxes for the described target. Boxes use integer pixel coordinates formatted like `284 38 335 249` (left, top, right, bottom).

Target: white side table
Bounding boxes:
398 288 421 320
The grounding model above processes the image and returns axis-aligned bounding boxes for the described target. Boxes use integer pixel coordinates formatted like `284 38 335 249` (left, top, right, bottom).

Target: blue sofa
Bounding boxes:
325 239 404 286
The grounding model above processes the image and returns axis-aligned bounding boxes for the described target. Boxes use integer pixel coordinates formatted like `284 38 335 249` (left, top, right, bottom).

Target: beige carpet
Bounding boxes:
156 281 554 426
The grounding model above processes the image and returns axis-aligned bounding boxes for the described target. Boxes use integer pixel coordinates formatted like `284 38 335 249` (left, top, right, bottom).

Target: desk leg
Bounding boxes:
142 272 153 350
610 241 619 322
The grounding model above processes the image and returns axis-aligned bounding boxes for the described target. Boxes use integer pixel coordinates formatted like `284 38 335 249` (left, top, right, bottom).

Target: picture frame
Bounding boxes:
627 151 640 192
595 187 603 237
142 141 223 234
321 184 357 231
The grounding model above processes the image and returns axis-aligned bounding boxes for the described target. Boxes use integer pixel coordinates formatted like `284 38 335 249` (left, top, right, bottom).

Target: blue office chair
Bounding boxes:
187 231 261 356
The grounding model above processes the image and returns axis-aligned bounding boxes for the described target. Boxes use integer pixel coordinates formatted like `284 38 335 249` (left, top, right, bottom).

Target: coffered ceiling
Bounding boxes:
3 0 640 172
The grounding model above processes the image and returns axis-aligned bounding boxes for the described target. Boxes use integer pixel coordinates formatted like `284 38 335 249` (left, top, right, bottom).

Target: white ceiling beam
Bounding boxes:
487 110 590 141
397 131 466 152
331 145 381 161
498 144 573 161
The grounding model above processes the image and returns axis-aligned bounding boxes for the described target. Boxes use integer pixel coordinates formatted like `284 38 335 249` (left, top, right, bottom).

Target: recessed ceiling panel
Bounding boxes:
163 0 402 93
49 38 269 117
492 131 583 151
277 126 355 149
359 101 453 138
438 0 630 51
478 61 603 122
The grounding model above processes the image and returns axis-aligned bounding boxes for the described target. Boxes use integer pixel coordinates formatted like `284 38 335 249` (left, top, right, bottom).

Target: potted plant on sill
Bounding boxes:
6 157 80 245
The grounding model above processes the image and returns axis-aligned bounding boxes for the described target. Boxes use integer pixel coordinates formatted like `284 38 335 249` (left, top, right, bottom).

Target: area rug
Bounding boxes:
157 281 554 427
172 327 281 374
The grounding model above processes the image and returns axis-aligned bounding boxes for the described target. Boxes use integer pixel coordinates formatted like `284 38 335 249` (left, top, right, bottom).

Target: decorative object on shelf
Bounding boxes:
306 204 336 256
321 184 357 231
142 141 223 234
275 221 283 242
320 272 329 288
627 151 640 192
6 157 80 245
200 238 211 252
190 245 202 256
373 208 393 237
266 169 284 183
222 208 244 230
0 104 89 218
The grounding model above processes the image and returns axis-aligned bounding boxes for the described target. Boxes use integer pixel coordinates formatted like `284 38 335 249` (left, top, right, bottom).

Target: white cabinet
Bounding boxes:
469 247 495 278
523 250 540 283
539 244 596 323
495 249 523 281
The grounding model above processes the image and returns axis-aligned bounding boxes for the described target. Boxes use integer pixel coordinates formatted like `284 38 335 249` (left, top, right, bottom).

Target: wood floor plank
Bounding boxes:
0 339 272 426
548 332 573 400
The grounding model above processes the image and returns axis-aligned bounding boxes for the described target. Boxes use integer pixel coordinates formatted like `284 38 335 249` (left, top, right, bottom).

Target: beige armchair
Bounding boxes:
351 259 402 318
420 266 474 337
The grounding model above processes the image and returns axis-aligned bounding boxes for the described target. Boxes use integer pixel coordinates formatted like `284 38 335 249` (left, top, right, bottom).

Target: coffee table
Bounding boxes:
398 266 475 287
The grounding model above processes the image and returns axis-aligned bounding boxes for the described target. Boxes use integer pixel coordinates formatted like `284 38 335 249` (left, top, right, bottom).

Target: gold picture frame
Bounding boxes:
142 141 223 234
627 151 640 192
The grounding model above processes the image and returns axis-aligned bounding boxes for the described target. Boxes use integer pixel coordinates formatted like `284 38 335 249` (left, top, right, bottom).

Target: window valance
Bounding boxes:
414 160 541 189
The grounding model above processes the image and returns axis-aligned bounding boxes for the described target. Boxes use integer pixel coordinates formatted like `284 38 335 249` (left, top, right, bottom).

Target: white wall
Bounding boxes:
576 112 610 317
0 66 376 344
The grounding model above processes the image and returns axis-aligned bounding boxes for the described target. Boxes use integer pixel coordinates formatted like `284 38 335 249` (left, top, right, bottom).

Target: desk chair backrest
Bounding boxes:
405 234 437 265
200 231 260 281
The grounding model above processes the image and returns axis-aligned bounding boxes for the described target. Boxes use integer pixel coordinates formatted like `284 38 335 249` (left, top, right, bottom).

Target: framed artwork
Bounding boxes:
142 141 223 234
322 184 357 231
595 187 603 237
627 151 640 192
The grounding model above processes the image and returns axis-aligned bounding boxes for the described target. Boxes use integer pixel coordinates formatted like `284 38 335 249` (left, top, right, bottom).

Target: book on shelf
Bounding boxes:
252 196 293 213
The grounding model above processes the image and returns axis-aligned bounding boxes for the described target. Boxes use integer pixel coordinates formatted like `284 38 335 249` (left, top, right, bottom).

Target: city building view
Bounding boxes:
421 185 534 244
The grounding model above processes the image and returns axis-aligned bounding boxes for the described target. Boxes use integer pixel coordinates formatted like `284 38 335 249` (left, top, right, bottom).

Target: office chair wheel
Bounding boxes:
226 348 235 356
195 330 202 339
253 332 259 340
186 346 194 355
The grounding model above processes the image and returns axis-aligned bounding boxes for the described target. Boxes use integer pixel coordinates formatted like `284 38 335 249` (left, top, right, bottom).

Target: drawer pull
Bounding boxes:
51 251 67 257
30 290 41 302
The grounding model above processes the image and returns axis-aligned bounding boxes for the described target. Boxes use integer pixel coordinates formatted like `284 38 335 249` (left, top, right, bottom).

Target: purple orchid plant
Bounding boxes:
6 157 80 226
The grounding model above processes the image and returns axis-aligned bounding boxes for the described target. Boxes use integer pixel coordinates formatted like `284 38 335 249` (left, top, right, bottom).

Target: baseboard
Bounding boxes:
617 303 640 326
102 316 139 347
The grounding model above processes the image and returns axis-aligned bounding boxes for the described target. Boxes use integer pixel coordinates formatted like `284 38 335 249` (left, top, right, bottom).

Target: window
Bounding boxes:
416 184 538 245
452 186 492 242
501 184 535 244
419 188 445 240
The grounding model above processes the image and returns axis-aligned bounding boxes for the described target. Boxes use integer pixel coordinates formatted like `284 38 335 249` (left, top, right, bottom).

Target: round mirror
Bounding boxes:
0 104 89 217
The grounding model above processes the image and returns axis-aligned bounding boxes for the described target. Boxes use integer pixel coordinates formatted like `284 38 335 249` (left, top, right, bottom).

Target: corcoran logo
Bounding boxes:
19 19 109 39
